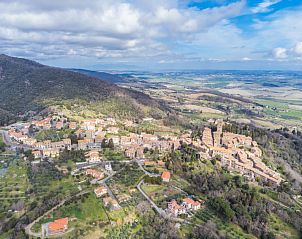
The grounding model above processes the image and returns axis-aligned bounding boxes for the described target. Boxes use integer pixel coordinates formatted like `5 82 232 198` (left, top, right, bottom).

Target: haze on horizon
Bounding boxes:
1 0 302 71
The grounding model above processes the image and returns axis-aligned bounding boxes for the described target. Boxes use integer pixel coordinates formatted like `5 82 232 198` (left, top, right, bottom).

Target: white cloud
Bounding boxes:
271 42 302 59
0 0 246 61
251 0 281 14
293 42 302 56
272 47 288 59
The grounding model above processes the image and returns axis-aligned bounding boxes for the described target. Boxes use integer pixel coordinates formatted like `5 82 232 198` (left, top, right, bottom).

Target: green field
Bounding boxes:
0 158 29 203
32 192 109 234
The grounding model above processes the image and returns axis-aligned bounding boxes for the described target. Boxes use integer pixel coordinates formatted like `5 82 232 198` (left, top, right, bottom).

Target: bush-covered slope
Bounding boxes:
0 54 167 123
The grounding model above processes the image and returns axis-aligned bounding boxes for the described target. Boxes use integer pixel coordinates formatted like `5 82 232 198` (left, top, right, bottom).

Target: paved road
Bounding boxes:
25 190 89 238
135 159 160 177
137 179 165 216
137 179 188 224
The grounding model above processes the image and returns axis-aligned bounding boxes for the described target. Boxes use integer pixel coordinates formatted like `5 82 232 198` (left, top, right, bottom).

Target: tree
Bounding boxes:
108 138 114 149
191 221 221 239
208 197 235 221
101 139 107 148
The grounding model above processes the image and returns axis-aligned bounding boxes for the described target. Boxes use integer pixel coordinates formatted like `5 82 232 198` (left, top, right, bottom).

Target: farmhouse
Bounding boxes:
161 171 171 182
47 217 69 236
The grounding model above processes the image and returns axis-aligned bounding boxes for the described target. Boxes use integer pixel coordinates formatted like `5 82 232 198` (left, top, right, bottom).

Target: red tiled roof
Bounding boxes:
48 217 68 231
161 171 171 180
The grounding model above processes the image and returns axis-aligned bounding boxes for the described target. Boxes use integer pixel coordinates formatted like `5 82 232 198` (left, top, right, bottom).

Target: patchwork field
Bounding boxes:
119 71 302 129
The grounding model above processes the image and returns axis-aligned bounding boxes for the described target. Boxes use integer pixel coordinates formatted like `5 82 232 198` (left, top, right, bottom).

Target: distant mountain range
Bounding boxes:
0 54 167 125
70 69 126 83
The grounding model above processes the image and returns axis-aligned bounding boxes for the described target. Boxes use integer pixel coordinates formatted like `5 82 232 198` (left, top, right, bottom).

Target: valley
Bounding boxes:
0 56 302 239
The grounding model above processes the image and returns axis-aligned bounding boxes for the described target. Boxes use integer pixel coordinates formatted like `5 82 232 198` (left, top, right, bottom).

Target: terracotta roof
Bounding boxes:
183 197 200 206
48 217 68 231
94 186 107 194
161 171 171 180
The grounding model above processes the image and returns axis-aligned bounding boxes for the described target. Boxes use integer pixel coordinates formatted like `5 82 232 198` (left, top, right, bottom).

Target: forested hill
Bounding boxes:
0 54 167 124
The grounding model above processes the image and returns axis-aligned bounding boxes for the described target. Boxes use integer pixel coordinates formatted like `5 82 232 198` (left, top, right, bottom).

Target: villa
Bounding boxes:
47 217 69 236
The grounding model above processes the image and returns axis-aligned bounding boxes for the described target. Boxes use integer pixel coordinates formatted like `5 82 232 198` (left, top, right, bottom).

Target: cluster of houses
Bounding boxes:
167 197 204 217
198 121 282 185
91 174 121 210
8 113 281 186
8 115 191 161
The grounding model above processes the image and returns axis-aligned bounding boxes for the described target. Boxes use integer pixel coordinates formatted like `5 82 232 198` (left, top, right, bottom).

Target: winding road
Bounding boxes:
25 190 90 238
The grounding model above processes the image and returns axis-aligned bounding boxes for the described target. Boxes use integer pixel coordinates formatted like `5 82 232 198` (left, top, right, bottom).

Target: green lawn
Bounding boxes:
32 192 109 233
141 184 165 194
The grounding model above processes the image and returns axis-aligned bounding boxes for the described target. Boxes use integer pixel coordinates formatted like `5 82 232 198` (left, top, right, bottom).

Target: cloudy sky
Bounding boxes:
1 0 302 70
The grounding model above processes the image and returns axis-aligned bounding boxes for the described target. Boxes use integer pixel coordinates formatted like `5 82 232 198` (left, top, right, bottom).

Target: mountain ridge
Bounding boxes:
0 54 168 125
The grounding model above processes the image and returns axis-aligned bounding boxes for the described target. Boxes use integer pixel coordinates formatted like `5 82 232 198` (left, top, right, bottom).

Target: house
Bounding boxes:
78 139 89 150
103 196 119 210
23 138 37 146
94 186 107 197
69 122 77 130
111 136 120 145
167 200 186 216
85 169 104 180
106 127 119 134
105 162 112 172
124 147 136 159
103 196 112 207
32 150 42 159
85 150 101 162
47 217 68 235
81 119 97 130
161 171 171 182
110 199 119 209
63 138 71 145
85 130 95 139
42 149 60 158
34 118 51 129
182 197 201 211
55 121 63 130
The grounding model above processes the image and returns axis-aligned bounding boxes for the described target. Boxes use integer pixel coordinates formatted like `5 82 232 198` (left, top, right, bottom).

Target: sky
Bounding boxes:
1 0 302 71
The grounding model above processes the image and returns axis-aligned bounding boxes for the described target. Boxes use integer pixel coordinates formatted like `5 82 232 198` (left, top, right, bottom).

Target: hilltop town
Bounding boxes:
7 112 282 186
0 107 287 238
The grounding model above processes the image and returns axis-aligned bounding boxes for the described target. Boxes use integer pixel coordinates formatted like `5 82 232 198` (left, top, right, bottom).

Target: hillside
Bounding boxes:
0 54 167 124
